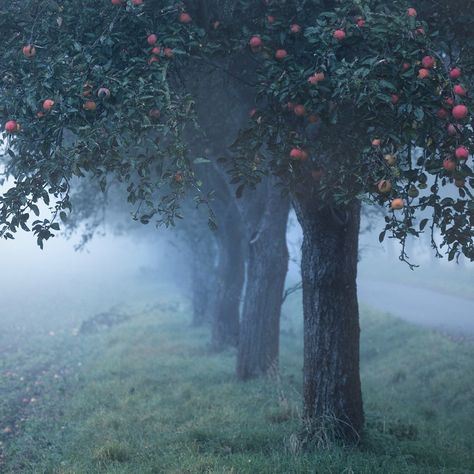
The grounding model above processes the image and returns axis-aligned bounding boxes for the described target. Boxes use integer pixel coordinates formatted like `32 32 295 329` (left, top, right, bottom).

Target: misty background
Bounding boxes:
1 207 472 344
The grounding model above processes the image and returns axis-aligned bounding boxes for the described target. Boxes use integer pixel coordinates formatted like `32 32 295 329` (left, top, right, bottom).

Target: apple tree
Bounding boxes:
1 0 473 441
227 0 474 439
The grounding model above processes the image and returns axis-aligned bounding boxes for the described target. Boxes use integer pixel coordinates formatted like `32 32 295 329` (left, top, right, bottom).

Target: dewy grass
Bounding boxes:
0 297 473 473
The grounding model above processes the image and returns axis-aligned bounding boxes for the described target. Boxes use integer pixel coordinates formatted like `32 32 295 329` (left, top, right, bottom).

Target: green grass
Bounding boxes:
1 297 474 473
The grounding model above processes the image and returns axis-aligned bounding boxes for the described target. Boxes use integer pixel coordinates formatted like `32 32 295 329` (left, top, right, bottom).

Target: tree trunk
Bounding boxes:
293 197 364 441
237 183 290 379
191 236 217 326
210 217 245 350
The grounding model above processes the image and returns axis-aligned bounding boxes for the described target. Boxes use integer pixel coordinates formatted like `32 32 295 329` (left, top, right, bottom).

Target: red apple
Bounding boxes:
443 159 456 171
294 104 306 116
418 68 430 79
421 56 435 69
164 47 173 58
249 35 263 51
450 67 462 79
5 120 18 133
22 45 36 58
267 15 275 24
455 146 469 160
356 17 366 27
83 100 97 111
147 34 158 45
333 29 346 40
372 138 381 147
179 12 192 23
82 100 97 112
275 49 288 60
391 198 405 210
454 85 466 96
151 47 161 55
290 148 303 160
290 24 301 34
131 0 143 5
391 94 400 105
377 179 392 194
111 0 123 4
452 105 468 120
447 123 461 136
407 7 417 16
42 99 55 111
308 72 325 84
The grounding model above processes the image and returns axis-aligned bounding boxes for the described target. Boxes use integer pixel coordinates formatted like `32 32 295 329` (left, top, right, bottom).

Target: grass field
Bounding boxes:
1 294 474 473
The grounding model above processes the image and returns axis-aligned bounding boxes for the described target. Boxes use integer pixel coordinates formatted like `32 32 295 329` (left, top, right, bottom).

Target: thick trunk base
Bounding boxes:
294 198 364 442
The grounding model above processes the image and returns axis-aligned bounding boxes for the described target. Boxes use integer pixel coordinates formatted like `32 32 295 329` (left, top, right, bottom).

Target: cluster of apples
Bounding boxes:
381 59 470 209
146 11 191 65
146 34 174 64
248 17 304 59
248 21 349 60
35 99 55 119
437 67 470 175
255 6 416 56
369 148 403 210
3 76 114 134
8 29 174 135
289 147 309 161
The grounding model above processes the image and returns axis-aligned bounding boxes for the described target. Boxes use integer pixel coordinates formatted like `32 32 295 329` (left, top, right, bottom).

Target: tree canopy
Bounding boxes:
0 0 473 260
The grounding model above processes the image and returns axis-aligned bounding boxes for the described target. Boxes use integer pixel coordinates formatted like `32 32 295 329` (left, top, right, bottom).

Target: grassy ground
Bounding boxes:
1 296 474 473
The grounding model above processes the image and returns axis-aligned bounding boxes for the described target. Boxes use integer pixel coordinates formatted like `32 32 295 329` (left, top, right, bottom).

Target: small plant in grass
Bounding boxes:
93 442 130 465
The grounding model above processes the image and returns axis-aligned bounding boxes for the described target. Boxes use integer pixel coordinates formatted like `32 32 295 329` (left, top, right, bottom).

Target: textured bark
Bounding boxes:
237 181 290 379
293 196 364 441
184 0 289 355
210 212 245 350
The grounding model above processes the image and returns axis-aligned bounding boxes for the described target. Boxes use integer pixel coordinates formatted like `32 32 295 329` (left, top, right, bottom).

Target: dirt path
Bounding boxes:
358 279 474 337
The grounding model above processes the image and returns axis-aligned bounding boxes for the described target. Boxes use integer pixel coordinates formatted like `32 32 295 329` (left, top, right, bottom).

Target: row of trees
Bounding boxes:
1 0 473 441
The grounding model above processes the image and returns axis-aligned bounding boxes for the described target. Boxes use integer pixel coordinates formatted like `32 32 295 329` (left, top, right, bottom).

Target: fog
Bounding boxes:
0 225 186 337
1 209 472 340
1 190 473 472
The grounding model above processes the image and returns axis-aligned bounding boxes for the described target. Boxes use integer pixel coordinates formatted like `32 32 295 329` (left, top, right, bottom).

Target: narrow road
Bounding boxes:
358 279 474 337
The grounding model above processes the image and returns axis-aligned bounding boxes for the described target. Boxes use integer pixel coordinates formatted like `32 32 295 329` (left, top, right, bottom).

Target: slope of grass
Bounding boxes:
1 298 474 473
